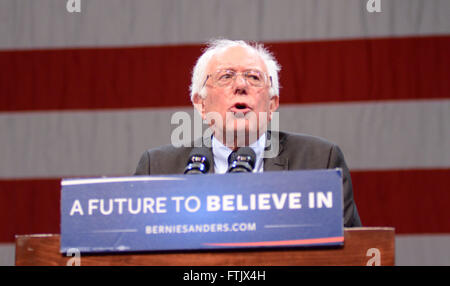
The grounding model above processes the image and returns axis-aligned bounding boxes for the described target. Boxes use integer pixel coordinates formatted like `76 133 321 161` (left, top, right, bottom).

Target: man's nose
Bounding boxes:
233 74 248 95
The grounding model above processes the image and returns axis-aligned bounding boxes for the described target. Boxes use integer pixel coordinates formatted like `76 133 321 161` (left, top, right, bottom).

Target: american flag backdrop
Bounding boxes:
0 0 449 265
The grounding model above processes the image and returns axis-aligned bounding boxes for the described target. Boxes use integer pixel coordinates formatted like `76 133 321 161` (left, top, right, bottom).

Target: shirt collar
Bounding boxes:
211 133 266 174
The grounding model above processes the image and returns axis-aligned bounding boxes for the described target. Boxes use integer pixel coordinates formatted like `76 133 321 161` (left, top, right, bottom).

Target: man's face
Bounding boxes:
194 46 279 146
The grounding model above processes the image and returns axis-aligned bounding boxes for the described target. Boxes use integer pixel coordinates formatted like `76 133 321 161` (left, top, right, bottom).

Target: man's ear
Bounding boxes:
269 95 279 120
192 93 206 120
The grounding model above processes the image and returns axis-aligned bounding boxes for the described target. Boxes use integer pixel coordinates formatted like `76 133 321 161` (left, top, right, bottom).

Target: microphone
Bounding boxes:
227 147 256 173
184 147 213 174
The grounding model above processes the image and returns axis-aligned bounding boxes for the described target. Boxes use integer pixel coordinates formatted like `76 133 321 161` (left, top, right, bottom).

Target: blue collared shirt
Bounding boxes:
211 134 266 174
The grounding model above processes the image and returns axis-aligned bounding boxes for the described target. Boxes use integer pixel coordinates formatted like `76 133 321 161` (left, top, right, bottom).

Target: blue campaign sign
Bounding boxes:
60 169 344 253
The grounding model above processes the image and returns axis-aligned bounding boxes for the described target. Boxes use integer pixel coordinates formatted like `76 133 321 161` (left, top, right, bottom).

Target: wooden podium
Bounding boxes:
15 227 394 266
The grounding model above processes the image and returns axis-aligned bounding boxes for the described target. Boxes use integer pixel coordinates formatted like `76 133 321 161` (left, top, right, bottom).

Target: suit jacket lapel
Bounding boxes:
264 156 288 171
263 131 288 171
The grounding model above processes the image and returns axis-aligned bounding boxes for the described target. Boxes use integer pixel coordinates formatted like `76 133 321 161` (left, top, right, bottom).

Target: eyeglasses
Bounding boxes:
202 69 272 88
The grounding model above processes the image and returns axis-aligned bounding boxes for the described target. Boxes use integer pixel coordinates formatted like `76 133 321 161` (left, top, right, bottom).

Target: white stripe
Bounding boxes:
396 234 450 266
0 244 15 266
1 0 449 50
279 100 450 170
0 100 449 178
0 107 182 178
61 176 185 186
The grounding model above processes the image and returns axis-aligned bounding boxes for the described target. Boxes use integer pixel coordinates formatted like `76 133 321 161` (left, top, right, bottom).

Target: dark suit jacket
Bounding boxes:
135 131 362 227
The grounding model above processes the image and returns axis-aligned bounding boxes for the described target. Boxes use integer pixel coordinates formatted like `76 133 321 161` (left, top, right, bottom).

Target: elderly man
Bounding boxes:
135 39 361 227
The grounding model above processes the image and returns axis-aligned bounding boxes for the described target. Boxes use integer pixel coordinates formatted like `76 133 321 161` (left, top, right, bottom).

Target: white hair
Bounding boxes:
189 39 281 102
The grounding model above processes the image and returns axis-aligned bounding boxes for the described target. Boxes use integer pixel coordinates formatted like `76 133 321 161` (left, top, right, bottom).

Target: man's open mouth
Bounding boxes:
230 103 252 114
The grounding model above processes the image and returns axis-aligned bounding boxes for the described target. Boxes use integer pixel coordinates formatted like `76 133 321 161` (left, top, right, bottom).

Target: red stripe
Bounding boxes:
0 36 449 112
0 179 60 242
351 169 450 234
0 169 449 242
204 236 344 247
